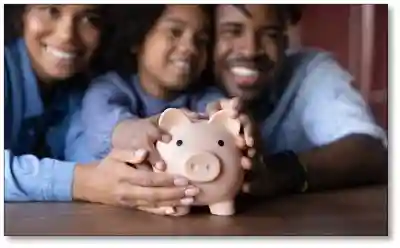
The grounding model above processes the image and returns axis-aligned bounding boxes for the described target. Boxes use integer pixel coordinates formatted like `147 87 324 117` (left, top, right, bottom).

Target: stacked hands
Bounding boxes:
73 97 260 216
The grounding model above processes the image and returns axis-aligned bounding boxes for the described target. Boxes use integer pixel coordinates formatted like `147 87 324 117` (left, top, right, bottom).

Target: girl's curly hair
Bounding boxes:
100 4 166 75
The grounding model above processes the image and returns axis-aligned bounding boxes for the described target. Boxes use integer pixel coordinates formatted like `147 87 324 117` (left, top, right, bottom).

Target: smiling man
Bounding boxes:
211 4 388 197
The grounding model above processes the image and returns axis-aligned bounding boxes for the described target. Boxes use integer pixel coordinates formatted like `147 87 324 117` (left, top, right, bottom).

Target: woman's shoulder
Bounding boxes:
4 38 35 100
4 38 26 71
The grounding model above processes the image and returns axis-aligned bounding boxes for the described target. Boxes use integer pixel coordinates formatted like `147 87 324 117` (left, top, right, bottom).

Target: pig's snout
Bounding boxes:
184 153 221 182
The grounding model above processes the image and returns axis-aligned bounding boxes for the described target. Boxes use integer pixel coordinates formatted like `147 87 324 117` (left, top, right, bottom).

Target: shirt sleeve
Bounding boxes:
4 51 77 202
299 57 387 148
192 86 226 113
4 149 76 201
64 74 137 163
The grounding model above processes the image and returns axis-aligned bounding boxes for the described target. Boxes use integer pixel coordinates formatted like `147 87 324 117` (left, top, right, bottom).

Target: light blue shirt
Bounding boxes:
65 72 225 163
259 48 387 154
4 39 86 201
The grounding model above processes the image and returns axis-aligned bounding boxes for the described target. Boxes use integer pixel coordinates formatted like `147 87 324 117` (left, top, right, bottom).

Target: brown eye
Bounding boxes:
221 24 243 38
262 31 279 40
176 140 183 146
46 6 61 19
37 5 61 19
218 140 224 147
81 12 102 28
171 27 183 38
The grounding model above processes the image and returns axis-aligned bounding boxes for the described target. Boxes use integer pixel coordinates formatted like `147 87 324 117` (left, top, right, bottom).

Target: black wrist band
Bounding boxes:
266 151 308 194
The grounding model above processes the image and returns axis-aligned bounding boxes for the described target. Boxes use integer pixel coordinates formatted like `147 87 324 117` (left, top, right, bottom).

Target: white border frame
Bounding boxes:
0 0 395 247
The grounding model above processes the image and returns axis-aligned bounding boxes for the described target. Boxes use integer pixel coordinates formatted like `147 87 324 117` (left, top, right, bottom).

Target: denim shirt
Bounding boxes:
4 38 87 201
257 48 387 154
65 72 225 163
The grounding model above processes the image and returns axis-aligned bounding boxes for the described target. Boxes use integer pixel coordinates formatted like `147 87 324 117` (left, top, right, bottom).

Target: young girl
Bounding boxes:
4 5 191 211
65 5 227 163
63 4 238 216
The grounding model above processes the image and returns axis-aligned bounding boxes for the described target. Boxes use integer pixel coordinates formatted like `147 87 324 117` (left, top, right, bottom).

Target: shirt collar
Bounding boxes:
131 74 190 116
17 38 82 119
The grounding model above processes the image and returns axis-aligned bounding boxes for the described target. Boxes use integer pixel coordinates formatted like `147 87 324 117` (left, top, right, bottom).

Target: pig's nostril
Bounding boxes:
190 163 200 171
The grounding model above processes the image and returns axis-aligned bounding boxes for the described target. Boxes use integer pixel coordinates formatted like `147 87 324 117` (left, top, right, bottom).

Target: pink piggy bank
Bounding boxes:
155 108 245 216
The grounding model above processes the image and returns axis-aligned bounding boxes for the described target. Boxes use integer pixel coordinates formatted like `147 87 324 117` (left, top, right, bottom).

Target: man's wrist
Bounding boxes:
265 151 308 194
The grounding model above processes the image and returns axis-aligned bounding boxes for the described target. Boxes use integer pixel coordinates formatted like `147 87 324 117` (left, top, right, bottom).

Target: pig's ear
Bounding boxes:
209 110 241 135
158 108 191 130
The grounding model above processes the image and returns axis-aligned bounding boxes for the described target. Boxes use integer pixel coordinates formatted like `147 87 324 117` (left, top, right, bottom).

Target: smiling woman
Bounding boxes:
5 4 114 79
4 4 114 202
22 5 103 81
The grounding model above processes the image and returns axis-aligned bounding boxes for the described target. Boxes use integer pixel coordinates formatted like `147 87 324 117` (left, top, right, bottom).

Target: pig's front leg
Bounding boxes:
209 200 235 216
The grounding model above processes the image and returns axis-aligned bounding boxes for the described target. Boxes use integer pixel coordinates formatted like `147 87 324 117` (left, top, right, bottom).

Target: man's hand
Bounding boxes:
241 155 285 197
73 148 200 211
207 97 287 197
206 97 256 170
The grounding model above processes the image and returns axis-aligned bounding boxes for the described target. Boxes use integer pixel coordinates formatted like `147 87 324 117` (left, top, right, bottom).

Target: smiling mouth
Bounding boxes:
170 59 191 74
44 45 77 60
230 66 260 86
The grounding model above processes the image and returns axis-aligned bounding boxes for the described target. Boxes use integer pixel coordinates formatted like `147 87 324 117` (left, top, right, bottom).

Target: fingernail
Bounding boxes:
241 157 252 169
180 197 194 205
165 207 176 215
248 148 256 157
248 138 254 147
185 187 199 196
174 177 189 186
135 149 147 157
198 113 208 119
155 161 165 170
242 184 250 193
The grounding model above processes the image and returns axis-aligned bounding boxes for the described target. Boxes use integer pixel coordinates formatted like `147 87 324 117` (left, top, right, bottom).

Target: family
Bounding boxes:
5 4 388 216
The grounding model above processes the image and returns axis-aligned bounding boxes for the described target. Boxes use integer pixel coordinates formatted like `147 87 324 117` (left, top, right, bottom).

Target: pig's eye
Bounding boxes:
218 140 224 146
176 140 183 146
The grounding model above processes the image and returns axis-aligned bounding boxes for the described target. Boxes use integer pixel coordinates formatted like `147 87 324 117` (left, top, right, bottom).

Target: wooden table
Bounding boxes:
5 184 388 236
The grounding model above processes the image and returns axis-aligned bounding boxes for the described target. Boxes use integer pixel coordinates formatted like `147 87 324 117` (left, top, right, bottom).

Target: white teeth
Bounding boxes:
45 46 76 59
172 60 190 71
231 67 259 77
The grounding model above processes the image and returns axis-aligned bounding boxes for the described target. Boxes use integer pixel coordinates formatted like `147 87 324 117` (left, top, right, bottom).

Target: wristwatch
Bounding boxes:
266 151 309 193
